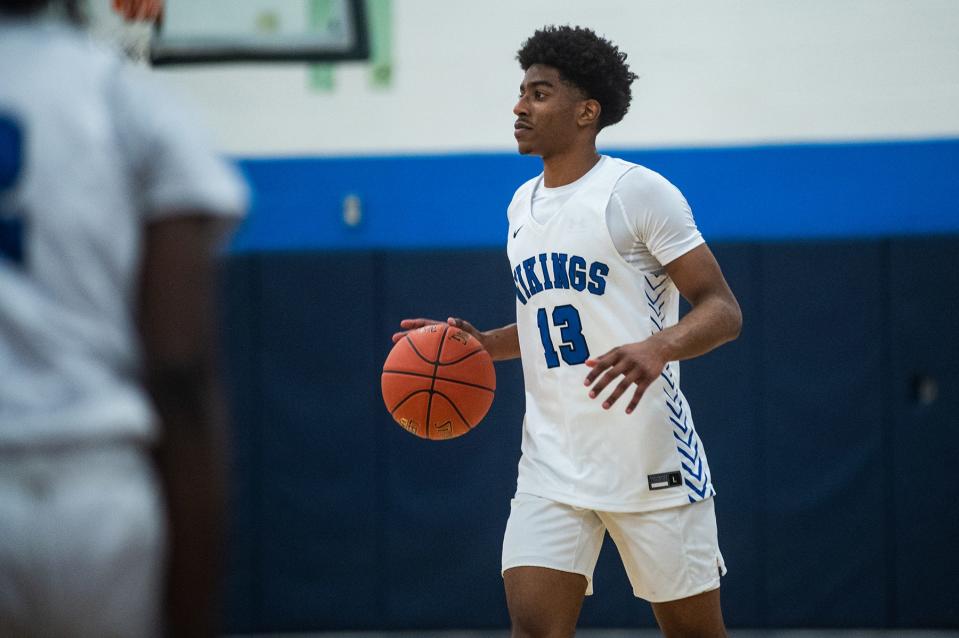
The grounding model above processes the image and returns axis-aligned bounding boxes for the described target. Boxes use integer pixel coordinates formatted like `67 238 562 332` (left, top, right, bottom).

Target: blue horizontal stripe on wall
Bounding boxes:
230 138 959 252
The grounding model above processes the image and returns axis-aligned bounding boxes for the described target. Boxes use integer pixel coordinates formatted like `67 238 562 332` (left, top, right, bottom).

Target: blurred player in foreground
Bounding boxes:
0 0 246 635
395 26 741 637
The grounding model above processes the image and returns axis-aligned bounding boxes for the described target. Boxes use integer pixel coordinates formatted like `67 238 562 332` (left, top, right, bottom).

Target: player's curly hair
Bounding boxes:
517 25 638 130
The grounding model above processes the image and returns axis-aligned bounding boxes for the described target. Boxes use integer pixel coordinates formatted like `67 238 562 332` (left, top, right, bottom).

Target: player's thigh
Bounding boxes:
503 566 587 638
501 493 605 636
600 497 725 603
50 447 166 638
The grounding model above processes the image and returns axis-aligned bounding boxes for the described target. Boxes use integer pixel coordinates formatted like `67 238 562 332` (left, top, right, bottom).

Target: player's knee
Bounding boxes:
508 598 578 638
509 616 575 638
662 628 726 638
658 616 727 638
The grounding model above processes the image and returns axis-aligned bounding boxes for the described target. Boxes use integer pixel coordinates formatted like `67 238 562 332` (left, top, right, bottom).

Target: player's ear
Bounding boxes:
578 99 601 129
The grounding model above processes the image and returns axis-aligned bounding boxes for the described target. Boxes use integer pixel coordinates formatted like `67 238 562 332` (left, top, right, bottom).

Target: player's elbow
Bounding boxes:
725 296 743 343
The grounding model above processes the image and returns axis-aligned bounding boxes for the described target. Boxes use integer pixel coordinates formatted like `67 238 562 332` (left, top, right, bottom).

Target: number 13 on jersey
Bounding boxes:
536 304 590 368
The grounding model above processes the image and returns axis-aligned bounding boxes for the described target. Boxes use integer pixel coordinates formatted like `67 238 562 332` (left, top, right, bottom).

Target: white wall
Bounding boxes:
151 0 959 156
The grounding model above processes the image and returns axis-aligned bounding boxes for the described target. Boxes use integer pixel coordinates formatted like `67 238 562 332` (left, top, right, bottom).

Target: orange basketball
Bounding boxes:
382 324 496 440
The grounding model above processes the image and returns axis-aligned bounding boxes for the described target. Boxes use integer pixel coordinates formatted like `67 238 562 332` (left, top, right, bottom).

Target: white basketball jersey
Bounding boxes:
506 156 715 512
0 18 246 447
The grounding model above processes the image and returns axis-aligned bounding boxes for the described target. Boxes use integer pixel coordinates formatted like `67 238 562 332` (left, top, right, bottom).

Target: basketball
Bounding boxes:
382 324 496 439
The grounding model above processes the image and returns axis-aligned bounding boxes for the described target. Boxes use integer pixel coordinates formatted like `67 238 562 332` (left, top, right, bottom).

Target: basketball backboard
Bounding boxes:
150 0 369 65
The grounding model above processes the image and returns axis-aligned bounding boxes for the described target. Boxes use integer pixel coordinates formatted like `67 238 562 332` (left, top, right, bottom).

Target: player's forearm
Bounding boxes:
482 323 521 361
647 293 742 363
148 367 225 638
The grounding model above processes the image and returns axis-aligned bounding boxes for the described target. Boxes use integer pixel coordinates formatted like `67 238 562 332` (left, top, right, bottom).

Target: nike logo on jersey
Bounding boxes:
512 224 524 238
511 252 609 305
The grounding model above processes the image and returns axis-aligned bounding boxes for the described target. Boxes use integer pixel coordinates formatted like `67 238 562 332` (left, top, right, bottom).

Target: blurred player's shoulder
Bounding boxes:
0 15 120 71
0 16 130 129
0 11 177 115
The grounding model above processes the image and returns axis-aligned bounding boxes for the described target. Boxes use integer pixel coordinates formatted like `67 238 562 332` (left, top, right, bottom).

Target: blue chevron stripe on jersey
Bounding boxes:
677 440 699 464
667 401 683 419
647 272 713 503
644 274 667 290
670 415 689 433
673 428 695 447
686 476 711 499
682 457 704 481
645 287 666 305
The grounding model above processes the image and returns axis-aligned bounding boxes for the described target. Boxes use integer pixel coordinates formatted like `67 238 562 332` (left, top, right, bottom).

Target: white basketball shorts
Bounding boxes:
501 492 726 603
0 443 165 638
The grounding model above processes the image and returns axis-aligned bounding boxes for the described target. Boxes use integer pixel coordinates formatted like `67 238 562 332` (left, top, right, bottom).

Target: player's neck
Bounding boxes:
541 146 600 188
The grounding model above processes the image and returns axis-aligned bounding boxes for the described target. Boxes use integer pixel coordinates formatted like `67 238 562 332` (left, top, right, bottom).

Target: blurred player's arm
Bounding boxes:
393 318 520 361
139 214 236 638
584 243 742 412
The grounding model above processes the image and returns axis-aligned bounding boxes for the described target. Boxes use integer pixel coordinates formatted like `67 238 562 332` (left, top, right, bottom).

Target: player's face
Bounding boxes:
513 64 587 158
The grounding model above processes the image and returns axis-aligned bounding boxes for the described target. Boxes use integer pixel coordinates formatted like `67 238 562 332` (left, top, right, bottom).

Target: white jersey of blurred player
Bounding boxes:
0 13 245 638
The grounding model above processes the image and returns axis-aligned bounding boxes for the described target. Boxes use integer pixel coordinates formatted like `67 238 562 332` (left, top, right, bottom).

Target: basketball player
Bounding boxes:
0 1 246 636
395 26 741 637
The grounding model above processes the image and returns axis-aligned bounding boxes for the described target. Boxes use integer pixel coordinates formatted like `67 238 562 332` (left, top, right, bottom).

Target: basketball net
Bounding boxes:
84 0 154 64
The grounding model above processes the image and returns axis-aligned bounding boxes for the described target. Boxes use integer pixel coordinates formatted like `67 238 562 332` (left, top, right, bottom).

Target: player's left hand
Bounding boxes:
583 340 668 413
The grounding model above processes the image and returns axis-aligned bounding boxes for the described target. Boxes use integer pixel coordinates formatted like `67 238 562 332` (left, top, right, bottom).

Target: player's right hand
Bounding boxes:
392 317 484 346
391 318 442 343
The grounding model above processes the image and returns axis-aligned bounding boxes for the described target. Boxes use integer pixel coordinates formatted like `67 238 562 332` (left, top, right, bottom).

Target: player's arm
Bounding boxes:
584 243 742 412
393 318 521 361
139 214 236 638
652 243 742 362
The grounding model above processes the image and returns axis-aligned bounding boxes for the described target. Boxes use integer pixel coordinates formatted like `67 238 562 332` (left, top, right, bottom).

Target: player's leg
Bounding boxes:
503 566 586 638
600 497 727 638
501 493 605 638
650 587 726 638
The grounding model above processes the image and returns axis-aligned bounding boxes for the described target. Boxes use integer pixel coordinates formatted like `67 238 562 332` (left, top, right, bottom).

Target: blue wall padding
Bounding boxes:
220 254 261 632
376 250 520 629
672 244 766 627
219 236 959 631
759 243 888 625
249 253 383 630
230 139 959 252
888 238 959 627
